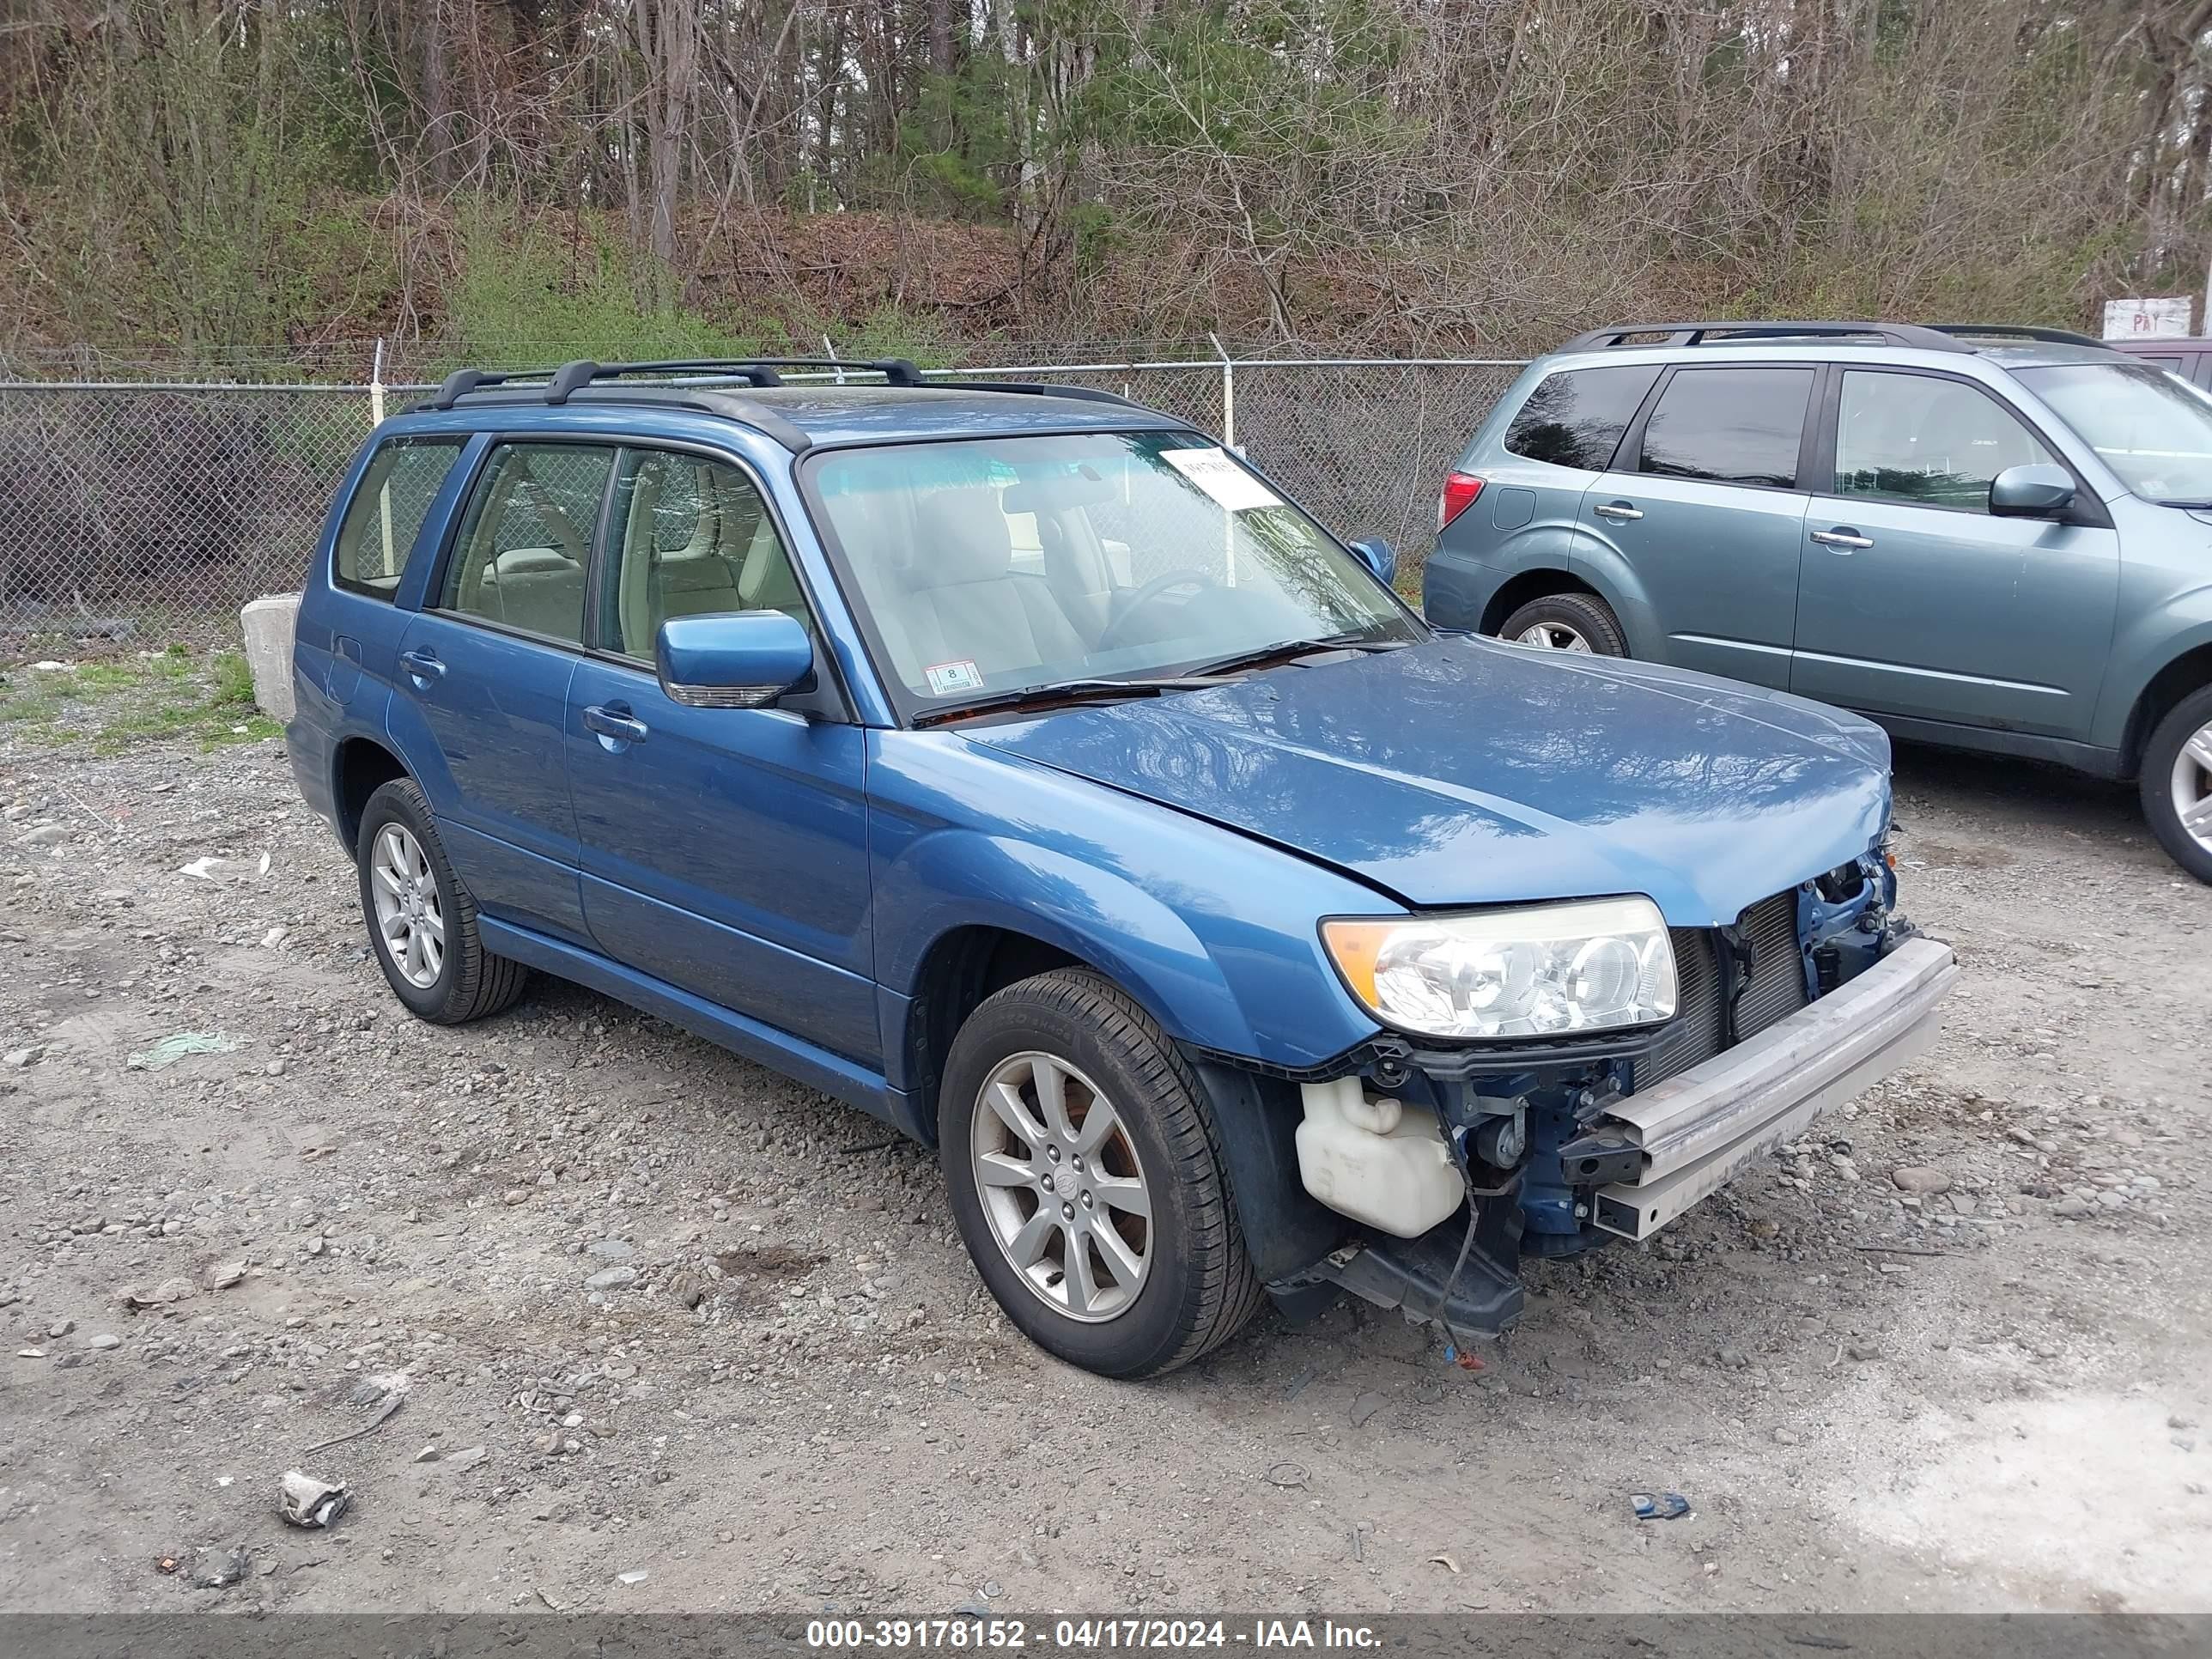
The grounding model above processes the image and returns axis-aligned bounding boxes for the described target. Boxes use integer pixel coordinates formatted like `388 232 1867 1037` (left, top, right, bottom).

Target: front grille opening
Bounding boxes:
1635 892 1807 1090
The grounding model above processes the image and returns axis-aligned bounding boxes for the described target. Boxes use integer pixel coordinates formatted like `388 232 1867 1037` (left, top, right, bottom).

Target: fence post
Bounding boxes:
1209 332 1235 449
370 338 396 574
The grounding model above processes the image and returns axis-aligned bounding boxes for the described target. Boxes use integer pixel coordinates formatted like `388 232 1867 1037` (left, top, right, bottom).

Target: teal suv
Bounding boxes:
1425 320 2212 882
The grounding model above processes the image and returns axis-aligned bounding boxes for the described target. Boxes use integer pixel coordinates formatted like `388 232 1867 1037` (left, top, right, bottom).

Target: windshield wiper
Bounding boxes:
914 675 1225 729
1187 633 1412 679
2157 498 2212 509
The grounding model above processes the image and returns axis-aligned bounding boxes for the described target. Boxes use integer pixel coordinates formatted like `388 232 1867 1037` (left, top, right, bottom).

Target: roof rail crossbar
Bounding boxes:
921 378 1153 412
1925 323 2109 349
561 358 787 389
1562 320 1970 354
538 356 927 404
544 360 600 405
427 368 514 410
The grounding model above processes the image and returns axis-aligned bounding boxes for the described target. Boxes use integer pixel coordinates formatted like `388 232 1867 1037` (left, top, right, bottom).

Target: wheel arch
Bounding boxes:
1479 567 1601 636
2117 641 2212 781
901 924 1091 1142
332 735 412 850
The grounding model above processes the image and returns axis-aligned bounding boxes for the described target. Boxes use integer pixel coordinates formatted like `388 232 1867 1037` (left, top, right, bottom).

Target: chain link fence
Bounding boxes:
0 355 1524 653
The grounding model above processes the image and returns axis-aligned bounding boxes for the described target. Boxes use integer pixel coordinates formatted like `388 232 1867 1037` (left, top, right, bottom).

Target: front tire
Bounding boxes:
938 969 1262 1377
356 778 531 1023
1498 591 1627 656
2141 684 2212 884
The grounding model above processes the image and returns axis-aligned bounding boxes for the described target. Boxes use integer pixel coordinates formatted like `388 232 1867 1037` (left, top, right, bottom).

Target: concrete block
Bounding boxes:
240 592 301 725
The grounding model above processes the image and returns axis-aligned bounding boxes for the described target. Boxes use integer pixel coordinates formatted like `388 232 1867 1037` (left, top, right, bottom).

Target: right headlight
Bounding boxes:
1322 896 1679 1040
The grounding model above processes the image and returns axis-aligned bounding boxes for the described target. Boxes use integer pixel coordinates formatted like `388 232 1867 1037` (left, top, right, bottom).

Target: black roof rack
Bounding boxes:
426 368 514 410
1924 323 2110 349
413 356 1160 446
922 377 1151 411
541 356 931 403
413 375 813 451
1563 320 1972 354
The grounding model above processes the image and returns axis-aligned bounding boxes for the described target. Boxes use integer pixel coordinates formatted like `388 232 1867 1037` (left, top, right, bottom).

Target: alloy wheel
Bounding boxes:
2172 717 2212 855
369 823 447 989
969 1050 1153 1322
1515 622 1593 653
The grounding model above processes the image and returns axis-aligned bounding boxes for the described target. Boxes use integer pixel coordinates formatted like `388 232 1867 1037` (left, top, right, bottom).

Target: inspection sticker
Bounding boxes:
924 659 985 696
1161 447 1283 513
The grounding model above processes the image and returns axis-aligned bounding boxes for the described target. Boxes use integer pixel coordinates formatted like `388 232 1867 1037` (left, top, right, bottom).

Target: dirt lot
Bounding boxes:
0 651 2207 1615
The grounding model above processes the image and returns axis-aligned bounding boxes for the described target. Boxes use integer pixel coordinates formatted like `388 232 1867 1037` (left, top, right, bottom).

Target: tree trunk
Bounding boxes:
632 0 702 288
421 0 452 185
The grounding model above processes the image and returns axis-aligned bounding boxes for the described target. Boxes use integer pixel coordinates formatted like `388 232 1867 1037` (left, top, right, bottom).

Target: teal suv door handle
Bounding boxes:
1810 526 1875 551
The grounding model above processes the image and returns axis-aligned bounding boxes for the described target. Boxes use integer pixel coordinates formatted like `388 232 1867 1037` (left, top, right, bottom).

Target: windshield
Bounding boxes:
806 430 1419 712
2014 362 2212 504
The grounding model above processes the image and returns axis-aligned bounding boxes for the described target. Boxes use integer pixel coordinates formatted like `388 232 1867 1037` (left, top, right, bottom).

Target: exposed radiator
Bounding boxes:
1635 891 1808 1090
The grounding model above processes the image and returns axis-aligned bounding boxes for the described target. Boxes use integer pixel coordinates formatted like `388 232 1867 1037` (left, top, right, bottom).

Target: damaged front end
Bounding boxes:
1254 849 1957 1340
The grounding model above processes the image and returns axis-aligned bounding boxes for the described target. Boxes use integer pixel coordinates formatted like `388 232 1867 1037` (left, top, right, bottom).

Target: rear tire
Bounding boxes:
1498 592 1628 657
938 969 1263 1377
356 778 531 1023
2140 684 2212 884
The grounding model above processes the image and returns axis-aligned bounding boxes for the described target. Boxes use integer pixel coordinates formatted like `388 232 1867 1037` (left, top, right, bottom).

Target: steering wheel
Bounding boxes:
1098 568 1217 653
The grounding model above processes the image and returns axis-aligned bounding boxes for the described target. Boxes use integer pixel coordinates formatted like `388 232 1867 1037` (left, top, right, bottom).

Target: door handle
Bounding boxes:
398 647 445 682
1593 501 1643 521
582 704 649 744
1810 527 1875 550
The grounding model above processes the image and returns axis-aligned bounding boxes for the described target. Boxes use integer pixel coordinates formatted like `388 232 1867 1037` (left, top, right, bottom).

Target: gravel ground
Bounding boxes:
0 652 2207 1615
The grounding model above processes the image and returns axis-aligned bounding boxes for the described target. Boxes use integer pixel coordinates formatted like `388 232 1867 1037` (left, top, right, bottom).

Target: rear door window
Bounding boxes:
437 443 614 646
1637 368 1816 488
332 437 465 599
1503 366 1662 470
1832 371 2056 512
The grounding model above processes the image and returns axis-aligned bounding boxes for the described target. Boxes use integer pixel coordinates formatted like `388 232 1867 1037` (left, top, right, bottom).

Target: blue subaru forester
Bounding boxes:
289 357 1957 1377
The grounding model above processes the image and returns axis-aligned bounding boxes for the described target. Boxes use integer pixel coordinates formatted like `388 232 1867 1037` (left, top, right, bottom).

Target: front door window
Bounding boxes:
1833 373 2054 512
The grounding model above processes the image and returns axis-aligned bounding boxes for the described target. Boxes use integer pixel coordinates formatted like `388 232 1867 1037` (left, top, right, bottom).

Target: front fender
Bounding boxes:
878 827 1257 1056
2094 604 2212 756
866 732 1395 1081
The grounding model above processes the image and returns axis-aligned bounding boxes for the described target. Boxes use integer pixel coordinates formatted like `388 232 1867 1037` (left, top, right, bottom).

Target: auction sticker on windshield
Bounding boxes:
926 659 986 696
1162 447 1282 513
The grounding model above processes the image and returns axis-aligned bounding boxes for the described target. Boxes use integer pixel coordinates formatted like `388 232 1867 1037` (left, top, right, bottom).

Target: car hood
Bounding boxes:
963 635 1893 926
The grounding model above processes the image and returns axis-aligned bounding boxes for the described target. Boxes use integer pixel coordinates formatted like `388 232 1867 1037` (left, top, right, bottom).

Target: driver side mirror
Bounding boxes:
1989 464 2076 520
1349 537 1397 586
655 611 814 708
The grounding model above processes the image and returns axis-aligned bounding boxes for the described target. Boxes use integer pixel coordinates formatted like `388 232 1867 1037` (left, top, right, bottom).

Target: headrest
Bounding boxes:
906 489 1013 588
491 547 577 578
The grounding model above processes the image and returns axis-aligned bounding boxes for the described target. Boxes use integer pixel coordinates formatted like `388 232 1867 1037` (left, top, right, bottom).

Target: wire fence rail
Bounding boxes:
0 355 1528 652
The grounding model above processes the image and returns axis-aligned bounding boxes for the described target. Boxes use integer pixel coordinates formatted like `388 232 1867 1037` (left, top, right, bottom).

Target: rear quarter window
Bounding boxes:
332 437 466 599
1503 365 1662 470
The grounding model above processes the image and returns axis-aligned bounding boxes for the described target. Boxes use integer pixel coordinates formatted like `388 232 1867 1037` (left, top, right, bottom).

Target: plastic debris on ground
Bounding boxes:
191 1545 251 1589
1443 1343 1486 1371
278 1470 349 1528
1630 1492 1692 1521
127 1031 242 1071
